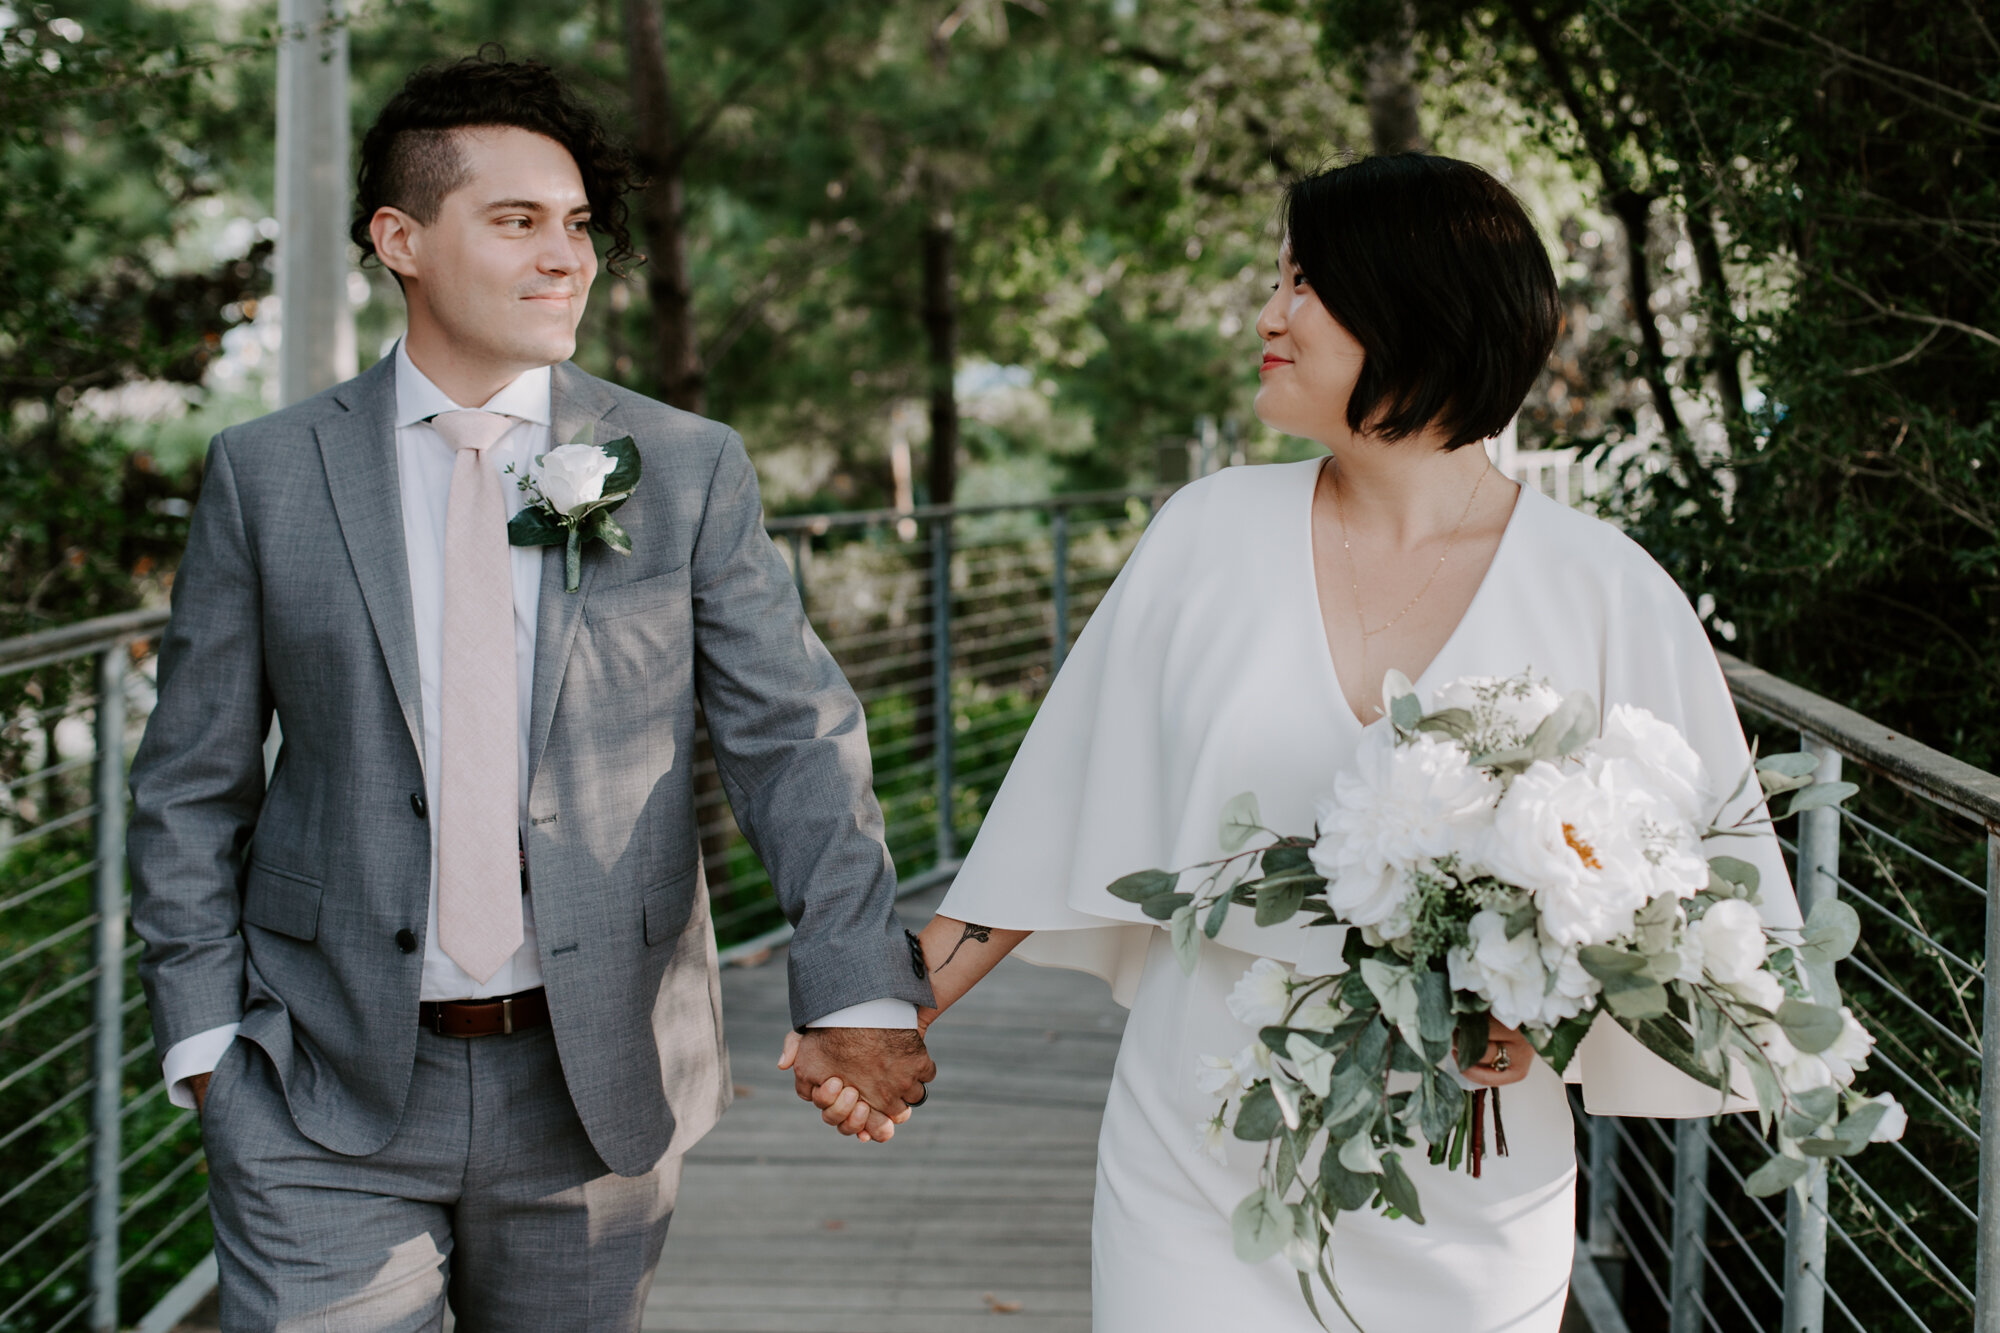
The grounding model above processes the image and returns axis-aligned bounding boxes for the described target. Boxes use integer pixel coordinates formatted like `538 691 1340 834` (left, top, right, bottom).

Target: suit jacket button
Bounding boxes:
410 792 428 819
395 929 418 954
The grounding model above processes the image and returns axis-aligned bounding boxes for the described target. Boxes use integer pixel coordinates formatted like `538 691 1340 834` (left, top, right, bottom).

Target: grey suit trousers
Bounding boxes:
202 1027 680 1333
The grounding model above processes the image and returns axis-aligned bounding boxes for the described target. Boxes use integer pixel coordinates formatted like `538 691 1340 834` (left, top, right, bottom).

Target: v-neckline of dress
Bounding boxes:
1301 456 1529 730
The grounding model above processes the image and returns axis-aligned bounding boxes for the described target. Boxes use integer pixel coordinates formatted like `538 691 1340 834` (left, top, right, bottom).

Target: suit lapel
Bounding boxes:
317 356 426 768
526 362 620 787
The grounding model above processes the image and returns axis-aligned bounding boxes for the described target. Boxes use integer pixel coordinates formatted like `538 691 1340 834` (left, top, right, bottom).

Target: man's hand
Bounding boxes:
778 1027 936 1143
190 1072 213 1116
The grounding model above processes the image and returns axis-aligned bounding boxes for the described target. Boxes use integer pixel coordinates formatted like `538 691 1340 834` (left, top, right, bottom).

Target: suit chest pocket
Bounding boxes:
242 859 324 940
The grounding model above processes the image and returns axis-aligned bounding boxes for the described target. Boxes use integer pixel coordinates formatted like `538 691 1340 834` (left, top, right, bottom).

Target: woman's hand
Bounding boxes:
1458 1016 1534 1087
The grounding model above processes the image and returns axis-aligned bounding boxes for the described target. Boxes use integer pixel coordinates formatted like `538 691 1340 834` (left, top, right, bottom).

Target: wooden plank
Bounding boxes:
645 887 1125 1332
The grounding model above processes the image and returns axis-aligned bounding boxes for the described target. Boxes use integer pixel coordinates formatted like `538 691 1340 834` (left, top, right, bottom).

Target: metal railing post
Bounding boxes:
1784 736 1841 1333
931 515 955 863
1976 829 2000 1333
1668 1117 1711 1333
1585 1113 1626 1299
89 643 128 1333
1051 506 1070 677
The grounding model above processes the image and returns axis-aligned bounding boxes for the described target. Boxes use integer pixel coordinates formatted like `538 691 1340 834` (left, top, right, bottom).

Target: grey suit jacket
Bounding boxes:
128 355 932 1176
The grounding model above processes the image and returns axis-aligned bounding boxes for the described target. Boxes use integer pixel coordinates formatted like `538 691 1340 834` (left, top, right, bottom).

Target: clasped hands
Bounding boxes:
778 1024 937 1143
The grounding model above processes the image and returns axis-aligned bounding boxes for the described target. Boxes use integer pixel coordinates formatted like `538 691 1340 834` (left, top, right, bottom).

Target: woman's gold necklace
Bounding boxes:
1332 462 1488 655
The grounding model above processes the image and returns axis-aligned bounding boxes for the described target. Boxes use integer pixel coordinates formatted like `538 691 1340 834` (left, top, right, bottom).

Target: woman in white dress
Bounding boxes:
799 155 1798 1331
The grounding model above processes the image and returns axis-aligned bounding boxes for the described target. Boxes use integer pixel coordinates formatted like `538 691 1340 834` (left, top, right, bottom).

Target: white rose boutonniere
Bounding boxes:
506 435 641 591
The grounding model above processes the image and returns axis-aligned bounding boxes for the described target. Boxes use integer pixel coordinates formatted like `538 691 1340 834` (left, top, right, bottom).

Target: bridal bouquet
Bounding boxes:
1107 670 1904 1327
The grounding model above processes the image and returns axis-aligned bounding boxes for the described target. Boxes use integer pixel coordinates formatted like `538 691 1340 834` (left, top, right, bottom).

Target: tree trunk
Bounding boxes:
1685 204 1746 422
921 212 958 506
1365 0 1423 155
1607 189 1686 440
622 0 706 415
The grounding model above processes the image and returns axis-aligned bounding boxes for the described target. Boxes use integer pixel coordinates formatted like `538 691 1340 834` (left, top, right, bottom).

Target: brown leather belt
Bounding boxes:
419 987 550 1038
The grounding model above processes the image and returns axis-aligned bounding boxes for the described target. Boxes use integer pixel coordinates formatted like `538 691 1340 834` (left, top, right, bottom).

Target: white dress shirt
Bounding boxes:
160 343 909 1108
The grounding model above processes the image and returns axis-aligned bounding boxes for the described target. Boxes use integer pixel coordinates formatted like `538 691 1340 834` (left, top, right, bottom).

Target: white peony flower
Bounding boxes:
1593 704 1713 826
1696 899 1768 985
1446 910 1551 1030
1226 959 1294 1029
1820 1007 1875 1084
1672 927 1707 984
1485 760 1658 947
1863 1092 1907 1143
1431 674 1564 755
533 443 619 516
1312 728 1498 936
1539 939 1600 1024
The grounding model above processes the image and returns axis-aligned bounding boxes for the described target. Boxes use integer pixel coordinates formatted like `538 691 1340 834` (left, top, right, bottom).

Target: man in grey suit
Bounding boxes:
128 54 936 1331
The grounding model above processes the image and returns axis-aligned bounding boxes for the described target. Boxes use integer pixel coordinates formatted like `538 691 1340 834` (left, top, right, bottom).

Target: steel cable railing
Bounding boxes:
5 486 1993 1333
1573 655 1992 1333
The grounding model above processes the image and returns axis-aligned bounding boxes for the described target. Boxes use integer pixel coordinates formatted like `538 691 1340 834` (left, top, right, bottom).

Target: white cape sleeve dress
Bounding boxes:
938 459 1798 1332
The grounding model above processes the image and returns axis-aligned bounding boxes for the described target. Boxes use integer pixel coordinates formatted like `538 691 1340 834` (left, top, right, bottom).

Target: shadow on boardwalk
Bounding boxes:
644 886 1127 1333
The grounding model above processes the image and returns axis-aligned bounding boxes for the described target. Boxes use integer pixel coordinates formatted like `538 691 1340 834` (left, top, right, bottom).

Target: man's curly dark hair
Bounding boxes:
351 47 640 276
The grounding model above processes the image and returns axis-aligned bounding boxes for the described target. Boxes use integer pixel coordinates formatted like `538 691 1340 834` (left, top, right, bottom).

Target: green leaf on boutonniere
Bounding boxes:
586 509 633 555
508 505 566 547
599 436 641 502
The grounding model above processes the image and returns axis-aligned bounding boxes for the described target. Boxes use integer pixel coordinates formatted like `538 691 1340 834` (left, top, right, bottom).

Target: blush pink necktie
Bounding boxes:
430 409 524 983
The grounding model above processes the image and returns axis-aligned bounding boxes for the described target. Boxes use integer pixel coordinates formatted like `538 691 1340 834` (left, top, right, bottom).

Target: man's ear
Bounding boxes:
370 206 422 284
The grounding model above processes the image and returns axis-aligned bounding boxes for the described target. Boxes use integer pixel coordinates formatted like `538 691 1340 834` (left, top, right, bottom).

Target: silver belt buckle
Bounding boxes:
501 995 514 1035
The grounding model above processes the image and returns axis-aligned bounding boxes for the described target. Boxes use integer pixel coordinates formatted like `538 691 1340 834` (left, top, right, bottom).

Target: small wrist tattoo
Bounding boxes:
938 922 993 971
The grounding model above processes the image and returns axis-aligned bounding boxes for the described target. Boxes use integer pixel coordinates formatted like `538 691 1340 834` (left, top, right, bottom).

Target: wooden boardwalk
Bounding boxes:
644 885 1126 1333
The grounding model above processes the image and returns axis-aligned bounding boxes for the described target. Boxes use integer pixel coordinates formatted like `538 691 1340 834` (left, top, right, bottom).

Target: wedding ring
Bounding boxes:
1491 1046 1513 1074
906 1085 930 1108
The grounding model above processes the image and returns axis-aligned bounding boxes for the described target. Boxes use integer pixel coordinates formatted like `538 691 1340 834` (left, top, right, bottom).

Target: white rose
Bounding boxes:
1539 940 1600 1025
1778 1051 1835 1094
1485 761 1653 947
1312 729 1497 934
1446 910 1549 1030
1226 959 1294 1029
1593 704 1713 825
1820 1007 1875 1084
1695 899 1768 985
1863 1092 1907 1143
533 443 619 516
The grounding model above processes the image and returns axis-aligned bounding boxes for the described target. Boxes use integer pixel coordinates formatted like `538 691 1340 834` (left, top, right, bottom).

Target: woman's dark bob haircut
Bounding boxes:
350 47 640 275
1283 154 1559 450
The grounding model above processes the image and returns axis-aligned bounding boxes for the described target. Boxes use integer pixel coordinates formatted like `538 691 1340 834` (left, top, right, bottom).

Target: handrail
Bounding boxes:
0 609 169 675
762 486 1171 534
1718 651 2000 829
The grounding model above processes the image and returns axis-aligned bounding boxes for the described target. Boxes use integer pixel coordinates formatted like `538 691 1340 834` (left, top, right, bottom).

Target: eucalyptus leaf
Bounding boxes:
1390 691 1423 732
1799 899 1861 966
1140 892 1193 921
1287 1034 1336 1098
1338 1132 1383 1176
589 511 633 556
1220 792 1262 852
1255 877 1311 927
1234 1083 1281 1141
1414 707 1476 741
1108 869 1177 902
1629 1015 1728 1091
1786 781 1860 816
598 435 642 498
1416 969 1452 1052
1834 1100 1889 1148
1263 842 1315 875
1269 1072 1302 1131
1757 751 1821 779
1527 1012 1595 1075
1171 902 1201 974
1782 1085 1839 1138
1377 1152 1426 1224
1744 1155 1809 1197
1319 1143 1379 1211
1577 945 1648 980
1361 959 1424 1054
1417 1069 1463 1146
1204 891 1232 939
1776 998 1844 1054
1707 856 1762 897
1796 1138 1856 1157
1231 1188 1294 1264
1603 980 1671 1020
1757 768 1814 796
